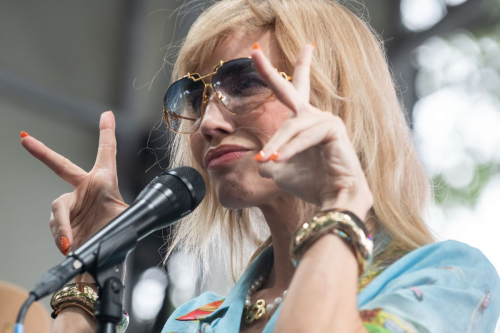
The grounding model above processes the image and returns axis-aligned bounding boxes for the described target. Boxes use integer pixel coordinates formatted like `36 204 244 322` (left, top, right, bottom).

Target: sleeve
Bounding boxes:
359 241 500 333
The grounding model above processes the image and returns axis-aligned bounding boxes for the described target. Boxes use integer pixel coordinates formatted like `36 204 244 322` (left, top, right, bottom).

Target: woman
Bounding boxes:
21 0 499 332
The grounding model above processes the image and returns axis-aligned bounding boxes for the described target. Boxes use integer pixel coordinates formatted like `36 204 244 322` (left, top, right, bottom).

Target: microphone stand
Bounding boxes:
93 261 125 333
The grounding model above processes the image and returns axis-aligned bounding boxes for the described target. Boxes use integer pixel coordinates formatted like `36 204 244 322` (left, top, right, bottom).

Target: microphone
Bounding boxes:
29 166 206 300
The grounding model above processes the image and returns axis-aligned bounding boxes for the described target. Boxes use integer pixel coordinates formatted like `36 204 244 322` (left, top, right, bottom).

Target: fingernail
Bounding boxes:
60 236 69 255
270 151 280 161
311 41 316 47
253 43 261 50
254 150 266 162
20 131 30 138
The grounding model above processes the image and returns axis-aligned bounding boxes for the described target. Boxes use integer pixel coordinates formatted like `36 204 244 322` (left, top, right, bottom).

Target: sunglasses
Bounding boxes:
163 57 291 134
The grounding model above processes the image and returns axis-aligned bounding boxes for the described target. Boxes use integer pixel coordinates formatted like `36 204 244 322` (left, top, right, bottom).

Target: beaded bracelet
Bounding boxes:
291 210 373 277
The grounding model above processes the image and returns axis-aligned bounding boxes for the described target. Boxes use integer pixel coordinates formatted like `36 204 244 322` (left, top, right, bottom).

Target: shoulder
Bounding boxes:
365 240 499 293
161 291 225 333
403 239 494 266
359 240 500 332
360 240 497 290
393 240 498 285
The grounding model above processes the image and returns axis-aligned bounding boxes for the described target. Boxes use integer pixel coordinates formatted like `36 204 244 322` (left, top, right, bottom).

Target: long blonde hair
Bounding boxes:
165 0 435 281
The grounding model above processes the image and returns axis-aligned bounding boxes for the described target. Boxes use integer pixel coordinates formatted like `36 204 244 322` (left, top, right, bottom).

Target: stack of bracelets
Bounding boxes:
291 209 373 277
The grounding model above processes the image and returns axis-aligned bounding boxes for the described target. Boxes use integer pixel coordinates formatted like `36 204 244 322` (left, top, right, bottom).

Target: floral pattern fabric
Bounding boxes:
162 240 500 333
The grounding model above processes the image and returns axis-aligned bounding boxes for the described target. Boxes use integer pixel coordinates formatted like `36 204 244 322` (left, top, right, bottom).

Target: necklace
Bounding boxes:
243 272 287 324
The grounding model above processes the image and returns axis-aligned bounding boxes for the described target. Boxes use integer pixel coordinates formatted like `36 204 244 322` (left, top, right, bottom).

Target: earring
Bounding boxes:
235 209 243 219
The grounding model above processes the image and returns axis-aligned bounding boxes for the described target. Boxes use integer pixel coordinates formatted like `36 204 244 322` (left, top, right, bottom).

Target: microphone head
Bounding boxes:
149 166 206 212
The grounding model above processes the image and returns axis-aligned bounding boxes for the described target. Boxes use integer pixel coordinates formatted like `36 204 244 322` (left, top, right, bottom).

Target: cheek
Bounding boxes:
246 101 291 140
267 108 290 132
261 104 291 139
189 133 205 167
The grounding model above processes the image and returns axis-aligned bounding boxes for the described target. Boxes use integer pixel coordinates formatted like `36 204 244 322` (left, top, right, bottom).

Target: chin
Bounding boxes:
212 173 279 210
213 181 253 210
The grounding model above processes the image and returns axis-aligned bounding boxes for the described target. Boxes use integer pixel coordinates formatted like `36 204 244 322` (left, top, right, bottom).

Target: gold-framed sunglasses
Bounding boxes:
162 57 291 134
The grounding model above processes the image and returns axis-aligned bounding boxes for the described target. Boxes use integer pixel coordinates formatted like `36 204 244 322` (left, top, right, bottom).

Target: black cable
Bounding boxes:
15 293 36 327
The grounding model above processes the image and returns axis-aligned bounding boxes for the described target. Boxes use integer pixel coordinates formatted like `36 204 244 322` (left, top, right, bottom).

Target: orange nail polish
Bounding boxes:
270 151 280 161
311 41 316 47
253 43 261 50
254 150 266 162
20 131 30 138
60 236 69 255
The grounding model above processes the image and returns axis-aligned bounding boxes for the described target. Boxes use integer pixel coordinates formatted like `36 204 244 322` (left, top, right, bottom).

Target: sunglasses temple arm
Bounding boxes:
165 110 197 122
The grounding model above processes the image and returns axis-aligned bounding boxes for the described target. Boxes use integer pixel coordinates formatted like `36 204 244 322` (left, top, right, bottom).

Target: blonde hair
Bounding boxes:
165 0 435 281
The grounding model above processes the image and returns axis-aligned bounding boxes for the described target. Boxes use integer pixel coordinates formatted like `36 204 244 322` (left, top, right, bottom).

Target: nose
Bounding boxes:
198 87 235 143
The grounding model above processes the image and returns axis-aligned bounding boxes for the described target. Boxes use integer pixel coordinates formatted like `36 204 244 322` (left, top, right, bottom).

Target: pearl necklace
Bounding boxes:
243 272 287 324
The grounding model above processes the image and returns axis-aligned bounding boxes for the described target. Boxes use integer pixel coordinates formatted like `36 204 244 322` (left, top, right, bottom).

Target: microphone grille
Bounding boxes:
154 166 206 211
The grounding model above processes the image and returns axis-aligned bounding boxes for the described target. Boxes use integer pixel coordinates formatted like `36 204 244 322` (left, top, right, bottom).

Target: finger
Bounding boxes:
292 43 315 101
94 111 117 170
258 112 325 161
21 135 87 187
251 46 305 116
51 193 73 256
274 119 352 163
257 159 280 179
276 123 333 161
49 212 56 236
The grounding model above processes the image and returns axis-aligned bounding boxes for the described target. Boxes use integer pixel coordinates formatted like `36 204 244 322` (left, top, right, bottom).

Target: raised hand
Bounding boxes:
251 44 373 220
20 111 129 255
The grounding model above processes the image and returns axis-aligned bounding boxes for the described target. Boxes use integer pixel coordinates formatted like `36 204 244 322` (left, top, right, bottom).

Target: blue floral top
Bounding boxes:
162 240 500 332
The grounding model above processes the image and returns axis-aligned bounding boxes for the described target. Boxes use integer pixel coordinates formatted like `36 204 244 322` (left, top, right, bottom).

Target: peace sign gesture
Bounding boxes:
21 111 129 255
251 44 373 220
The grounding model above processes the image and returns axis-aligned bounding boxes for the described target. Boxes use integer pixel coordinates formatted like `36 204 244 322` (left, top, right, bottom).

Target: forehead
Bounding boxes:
201 30 283 75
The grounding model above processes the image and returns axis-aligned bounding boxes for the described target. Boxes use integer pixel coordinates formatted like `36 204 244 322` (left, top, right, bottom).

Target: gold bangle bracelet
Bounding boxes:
50 283 98 319
55 301 95 318
291 210 373 277
50 282 130 333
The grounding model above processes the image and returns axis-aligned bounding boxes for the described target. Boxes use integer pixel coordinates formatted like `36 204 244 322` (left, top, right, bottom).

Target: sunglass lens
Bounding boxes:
164 77 205 133
212 58 273 114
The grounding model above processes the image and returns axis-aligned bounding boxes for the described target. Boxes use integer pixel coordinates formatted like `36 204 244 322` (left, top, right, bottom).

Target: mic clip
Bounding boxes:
89 225 134 332
92 262 125 331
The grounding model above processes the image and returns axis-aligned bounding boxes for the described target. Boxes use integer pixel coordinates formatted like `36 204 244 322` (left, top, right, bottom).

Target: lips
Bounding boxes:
204 145 252 170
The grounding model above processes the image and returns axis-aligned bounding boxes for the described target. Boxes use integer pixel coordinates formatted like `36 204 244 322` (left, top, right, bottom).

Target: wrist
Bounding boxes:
303 234 358 269
320 189 373 221
53 307 97 333
74 273 95 284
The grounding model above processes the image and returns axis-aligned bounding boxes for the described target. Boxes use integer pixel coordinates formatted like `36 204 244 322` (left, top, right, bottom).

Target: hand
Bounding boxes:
20 111 129 256
251 44 373 220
